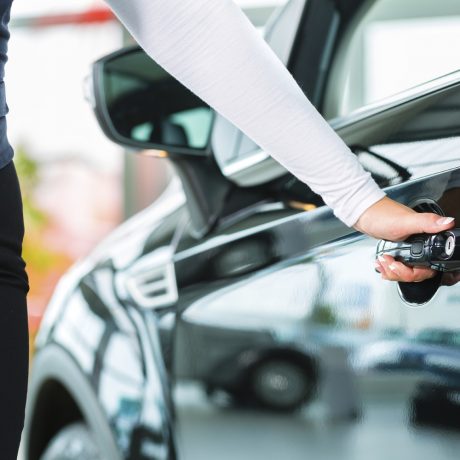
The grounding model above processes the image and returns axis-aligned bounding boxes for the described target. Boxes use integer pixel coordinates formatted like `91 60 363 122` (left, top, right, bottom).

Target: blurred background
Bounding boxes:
9 0 124 356
7 0 285 360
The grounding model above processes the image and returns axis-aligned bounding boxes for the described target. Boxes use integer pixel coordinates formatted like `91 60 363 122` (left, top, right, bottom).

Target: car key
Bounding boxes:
376 229 460 272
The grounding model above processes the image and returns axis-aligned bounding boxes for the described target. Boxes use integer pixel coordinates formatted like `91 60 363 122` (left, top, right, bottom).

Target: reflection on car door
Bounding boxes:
171 175 460 460
171 72 460 460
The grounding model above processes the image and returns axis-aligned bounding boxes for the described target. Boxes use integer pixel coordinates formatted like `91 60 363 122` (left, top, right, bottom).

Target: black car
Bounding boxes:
355 328 460 373
23 1 460 459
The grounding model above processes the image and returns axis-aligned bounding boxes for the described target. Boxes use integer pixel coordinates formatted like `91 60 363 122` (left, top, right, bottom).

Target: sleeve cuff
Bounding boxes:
333 180 387 228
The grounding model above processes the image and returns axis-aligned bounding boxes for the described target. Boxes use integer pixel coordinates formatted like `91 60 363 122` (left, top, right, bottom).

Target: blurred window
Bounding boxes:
326 0 460 118
170 108 213 149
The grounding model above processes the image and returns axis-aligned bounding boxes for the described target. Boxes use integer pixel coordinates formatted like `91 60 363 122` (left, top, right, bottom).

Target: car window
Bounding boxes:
325 0 460 119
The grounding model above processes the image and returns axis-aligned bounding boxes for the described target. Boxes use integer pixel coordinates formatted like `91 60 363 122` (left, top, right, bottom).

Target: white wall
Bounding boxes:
6 0 285 173
7 2 124 171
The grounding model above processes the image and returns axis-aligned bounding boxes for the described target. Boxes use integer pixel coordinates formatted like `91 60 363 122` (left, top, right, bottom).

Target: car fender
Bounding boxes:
24 344 122 460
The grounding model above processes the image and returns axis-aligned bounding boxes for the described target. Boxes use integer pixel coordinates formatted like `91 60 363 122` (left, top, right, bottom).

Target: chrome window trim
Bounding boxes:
330 70 460 132
221 70 460 187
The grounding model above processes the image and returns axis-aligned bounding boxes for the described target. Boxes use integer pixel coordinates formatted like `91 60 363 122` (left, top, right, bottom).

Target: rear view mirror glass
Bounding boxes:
92 47 213 156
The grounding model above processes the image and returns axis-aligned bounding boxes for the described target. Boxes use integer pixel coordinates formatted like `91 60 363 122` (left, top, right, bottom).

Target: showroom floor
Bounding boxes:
18 382 459 459
176 383 460 460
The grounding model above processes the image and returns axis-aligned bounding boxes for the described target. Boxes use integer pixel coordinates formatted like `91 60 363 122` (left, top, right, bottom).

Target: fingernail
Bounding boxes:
388 264 398 272
378 255 386 263
436 217 455 226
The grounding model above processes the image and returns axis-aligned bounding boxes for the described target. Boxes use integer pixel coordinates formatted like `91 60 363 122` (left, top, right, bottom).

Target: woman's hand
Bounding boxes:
354 196 456 283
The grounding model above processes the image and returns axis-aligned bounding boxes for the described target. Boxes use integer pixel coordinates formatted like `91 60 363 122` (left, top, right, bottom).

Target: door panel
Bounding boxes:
172 168 460 459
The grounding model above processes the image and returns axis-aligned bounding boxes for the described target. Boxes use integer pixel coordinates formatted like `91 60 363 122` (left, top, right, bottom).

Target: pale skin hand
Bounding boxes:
354 196 456 283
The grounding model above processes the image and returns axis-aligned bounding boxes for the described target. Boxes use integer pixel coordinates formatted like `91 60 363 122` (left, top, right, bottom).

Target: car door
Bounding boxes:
170 58 460 460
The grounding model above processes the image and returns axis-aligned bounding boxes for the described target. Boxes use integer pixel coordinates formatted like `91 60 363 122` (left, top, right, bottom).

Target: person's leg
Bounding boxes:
0 160 29 459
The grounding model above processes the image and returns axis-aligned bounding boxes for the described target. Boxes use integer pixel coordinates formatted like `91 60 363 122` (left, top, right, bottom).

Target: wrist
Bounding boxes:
353 197 415 240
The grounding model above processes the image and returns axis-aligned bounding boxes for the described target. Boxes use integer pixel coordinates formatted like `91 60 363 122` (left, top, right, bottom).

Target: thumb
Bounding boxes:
408 213 455 236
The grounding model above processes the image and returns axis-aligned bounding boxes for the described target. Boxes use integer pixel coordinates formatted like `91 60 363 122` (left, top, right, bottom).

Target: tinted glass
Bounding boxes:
102 49 213 150
327 0 460 118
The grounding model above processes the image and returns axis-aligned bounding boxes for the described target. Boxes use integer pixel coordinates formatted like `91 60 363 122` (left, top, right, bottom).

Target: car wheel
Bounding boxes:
40 422 102 460
249 358 315 411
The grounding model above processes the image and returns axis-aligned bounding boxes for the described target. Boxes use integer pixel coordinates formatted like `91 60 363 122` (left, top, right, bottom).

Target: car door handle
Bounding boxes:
376 228 460 272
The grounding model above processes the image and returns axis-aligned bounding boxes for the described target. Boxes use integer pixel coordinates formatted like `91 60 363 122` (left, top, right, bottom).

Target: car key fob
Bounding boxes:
376 229 460 272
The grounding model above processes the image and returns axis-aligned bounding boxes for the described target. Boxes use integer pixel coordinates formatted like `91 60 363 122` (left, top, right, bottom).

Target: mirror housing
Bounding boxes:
90 46 214 157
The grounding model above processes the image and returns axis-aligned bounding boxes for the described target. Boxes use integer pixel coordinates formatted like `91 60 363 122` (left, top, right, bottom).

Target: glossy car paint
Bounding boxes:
25 161 460 460
24 4 460 460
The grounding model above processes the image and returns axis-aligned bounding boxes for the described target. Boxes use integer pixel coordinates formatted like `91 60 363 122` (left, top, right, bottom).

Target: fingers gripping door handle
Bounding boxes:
376 229 460 272
375 199 459 306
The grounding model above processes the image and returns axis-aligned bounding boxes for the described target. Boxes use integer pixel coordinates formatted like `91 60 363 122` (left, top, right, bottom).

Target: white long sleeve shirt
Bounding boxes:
104 0 386 227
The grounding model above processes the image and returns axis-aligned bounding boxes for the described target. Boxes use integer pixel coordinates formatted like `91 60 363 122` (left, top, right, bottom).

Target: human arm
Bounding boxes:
104 0 456 281
103 0 385 226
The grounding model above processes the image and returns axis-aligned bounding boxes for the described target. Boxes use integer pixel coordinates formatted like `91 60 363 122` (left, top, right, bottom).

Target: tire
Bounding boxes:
249 358 315 412
40 422 102 460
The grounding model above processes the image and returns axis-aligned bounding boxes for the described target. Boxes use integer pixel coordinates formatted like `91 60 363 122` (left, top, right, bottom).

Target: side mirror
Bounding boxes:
90 46 214 157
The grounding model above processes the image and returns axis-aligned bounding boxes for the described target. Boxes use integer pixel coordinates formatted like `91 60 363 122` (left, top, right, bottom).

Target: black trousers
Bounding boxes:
0 161 29 459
